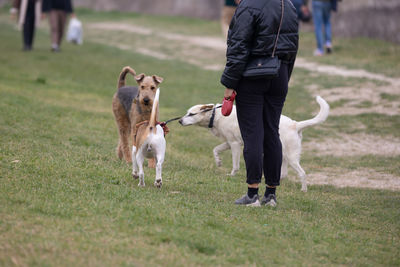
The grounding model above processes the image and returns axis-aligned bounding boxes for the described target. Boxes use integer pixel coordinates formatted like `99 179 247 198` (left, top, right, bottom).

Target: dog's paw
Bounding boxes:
138 182 145 187
132 172 139 179
215 159 222 167
301 186 308 192
228 169 238 176
154 179 162 188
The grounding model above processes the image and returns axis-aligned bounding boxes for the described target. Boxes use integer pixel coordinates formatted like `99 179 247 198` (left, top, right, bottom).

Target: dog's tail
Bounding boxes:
296 96 330 132
149 88 160 133
118 66 136 89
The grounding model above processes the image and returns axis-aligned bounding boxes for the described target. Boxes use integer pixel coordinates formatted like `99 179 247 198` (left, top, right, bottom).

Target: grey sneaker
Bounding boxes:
234 194 260 207
261 194 277 207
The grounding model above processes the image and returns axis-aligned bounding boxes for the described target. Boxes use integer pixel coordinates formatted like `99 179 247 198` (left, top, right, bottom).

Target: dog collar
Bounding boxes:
208 106 217 128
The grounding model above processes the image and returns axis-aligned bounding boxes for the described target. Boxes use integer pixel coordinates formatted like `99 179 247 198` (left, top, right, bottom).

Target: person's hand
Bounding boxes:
224 88 235 99
301 5 310 16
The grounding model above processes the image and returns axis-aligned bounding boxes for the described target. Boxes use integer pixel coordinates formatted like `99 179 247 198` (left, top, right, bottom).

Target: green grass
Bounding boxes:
77 8 222 36
1 9 400 267
381 93 400 102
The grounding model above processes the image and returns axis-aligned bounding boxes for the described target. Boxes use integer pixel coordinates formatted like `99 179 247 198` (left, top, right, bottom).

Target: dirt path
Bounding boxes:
87 22 400 84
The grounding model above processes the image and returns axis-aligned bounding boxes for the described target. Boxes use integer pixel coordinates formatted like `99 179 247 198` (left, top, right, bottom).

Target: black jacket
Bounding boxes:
221 0 299 89
42 0 73 13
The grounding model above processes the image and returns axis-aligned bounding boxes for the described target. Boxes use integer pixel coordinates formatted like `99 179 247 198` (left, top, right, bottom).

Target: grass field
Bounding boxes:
0 8 399 266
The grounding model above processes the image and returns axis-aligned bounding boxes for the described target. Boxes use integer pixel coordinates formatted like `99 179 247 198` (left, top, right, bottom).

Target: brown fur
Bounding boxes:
134 89 159 149
112 66 163 164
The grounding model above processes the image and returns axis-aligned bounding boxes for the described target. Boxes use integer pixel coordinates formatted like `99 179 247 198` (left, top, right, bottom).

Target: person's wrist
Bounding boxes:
224 88 234 98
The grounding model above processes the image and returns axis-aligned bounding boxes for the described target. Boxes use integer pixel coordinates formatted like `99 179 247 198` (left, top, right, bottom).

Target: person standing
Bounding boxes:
11 0 42 51
312 0 335 56
220 0 239 39
42 0 74 52
220 0 299 207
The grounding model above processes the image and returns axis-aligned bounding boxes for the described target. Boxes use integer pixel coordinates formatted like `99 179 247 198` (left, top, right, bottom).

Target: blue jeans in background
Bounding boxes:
312 0 332 53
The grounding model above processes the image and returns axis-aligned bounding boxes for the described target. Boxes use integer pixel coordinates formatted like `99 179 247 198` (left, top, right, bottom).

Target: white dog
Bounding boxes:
132 89 166 188
179 96 329 192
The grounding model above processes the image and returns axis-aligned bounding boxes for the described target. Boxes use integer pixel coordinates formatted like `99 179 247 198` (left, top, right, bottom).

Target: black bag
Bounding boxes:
242 56 281 79
242 0 284 79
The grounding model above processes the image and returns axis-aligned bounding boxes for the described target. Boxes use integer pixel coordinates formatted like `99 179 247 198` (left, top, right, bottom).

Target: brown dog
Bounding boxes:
112 66 164 163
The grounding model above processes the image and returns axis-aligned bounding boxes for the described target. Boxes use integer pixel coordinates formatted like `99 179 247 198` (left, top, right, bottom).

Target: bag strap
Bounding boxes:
272 0 284 58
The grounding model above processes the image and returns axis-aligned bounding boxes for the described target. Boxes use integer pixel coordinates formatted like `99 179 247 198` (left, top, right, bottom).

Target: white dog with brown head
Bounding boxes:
132 89 166 188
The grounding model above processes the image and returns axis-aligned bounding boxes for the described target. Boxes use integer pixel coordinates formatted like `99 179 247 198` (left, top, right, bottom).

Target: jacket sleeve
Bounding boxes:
220 7 257 89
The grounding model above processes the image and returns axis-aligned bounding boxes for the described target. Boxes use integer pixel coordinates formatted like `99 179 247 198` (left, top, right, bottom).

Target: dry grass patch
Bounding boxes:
307 82 400 116
305 167 400 191
303 133 400 157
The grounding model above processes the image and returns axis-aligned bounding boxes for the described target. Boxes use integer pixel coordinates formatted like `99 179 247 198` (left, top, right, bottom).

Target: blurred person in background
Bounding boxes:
10 0 42 51
312 0 339 56
42 0 75 52
221 0 240 39
291 0 311 22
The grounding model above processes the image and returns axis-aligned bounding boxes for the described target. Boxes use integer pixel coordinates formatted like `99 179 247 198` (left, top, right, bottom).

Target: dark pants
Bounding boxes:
23 0 36 49
235 63 289 186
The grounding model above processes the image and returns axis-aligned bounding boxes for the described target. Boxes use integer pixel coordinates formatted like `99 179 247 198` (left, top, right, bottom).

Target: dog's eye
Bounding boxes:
151 86 155 90
141 86 145 89
188 113 196 117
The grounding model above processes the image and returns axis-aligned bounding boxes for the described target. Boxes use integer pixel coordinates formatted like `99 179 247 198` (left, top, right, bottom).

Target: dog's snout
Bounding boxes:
179 119 183 125
143 97 150 105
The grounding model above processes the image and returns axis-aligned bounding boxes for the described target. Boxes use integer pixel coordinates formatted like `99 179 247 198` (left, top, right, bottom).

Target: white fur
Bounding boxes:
132 89 166 188
179 96 330 192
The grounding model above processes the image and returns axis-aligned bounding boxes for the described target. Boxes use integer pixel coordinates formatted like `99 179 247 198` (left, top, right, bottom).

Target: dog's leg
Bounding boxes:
230 142 241 176
281 157 288 179
113 98 131 162
213 142 230 167
136 152 145 187
289 160 307 192
119 127 132 163
131 146 139 179
117 139 124 160
154 156 164 188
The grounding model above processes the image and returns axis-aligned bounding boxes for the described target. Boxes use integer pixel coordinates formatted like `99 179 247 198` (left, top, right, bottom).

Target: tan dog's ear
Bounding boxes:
200 104 214 110
135 73 145 84
152 75 164 85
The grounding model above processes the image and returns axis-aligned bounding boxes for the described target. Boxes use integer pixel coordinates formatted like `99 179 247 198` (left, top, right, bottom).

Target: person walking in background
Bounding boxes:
291 0 311 22
221 0 299 207
10 0 42 51
312 0 336 56
220 0 239 39
42 0 74 52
